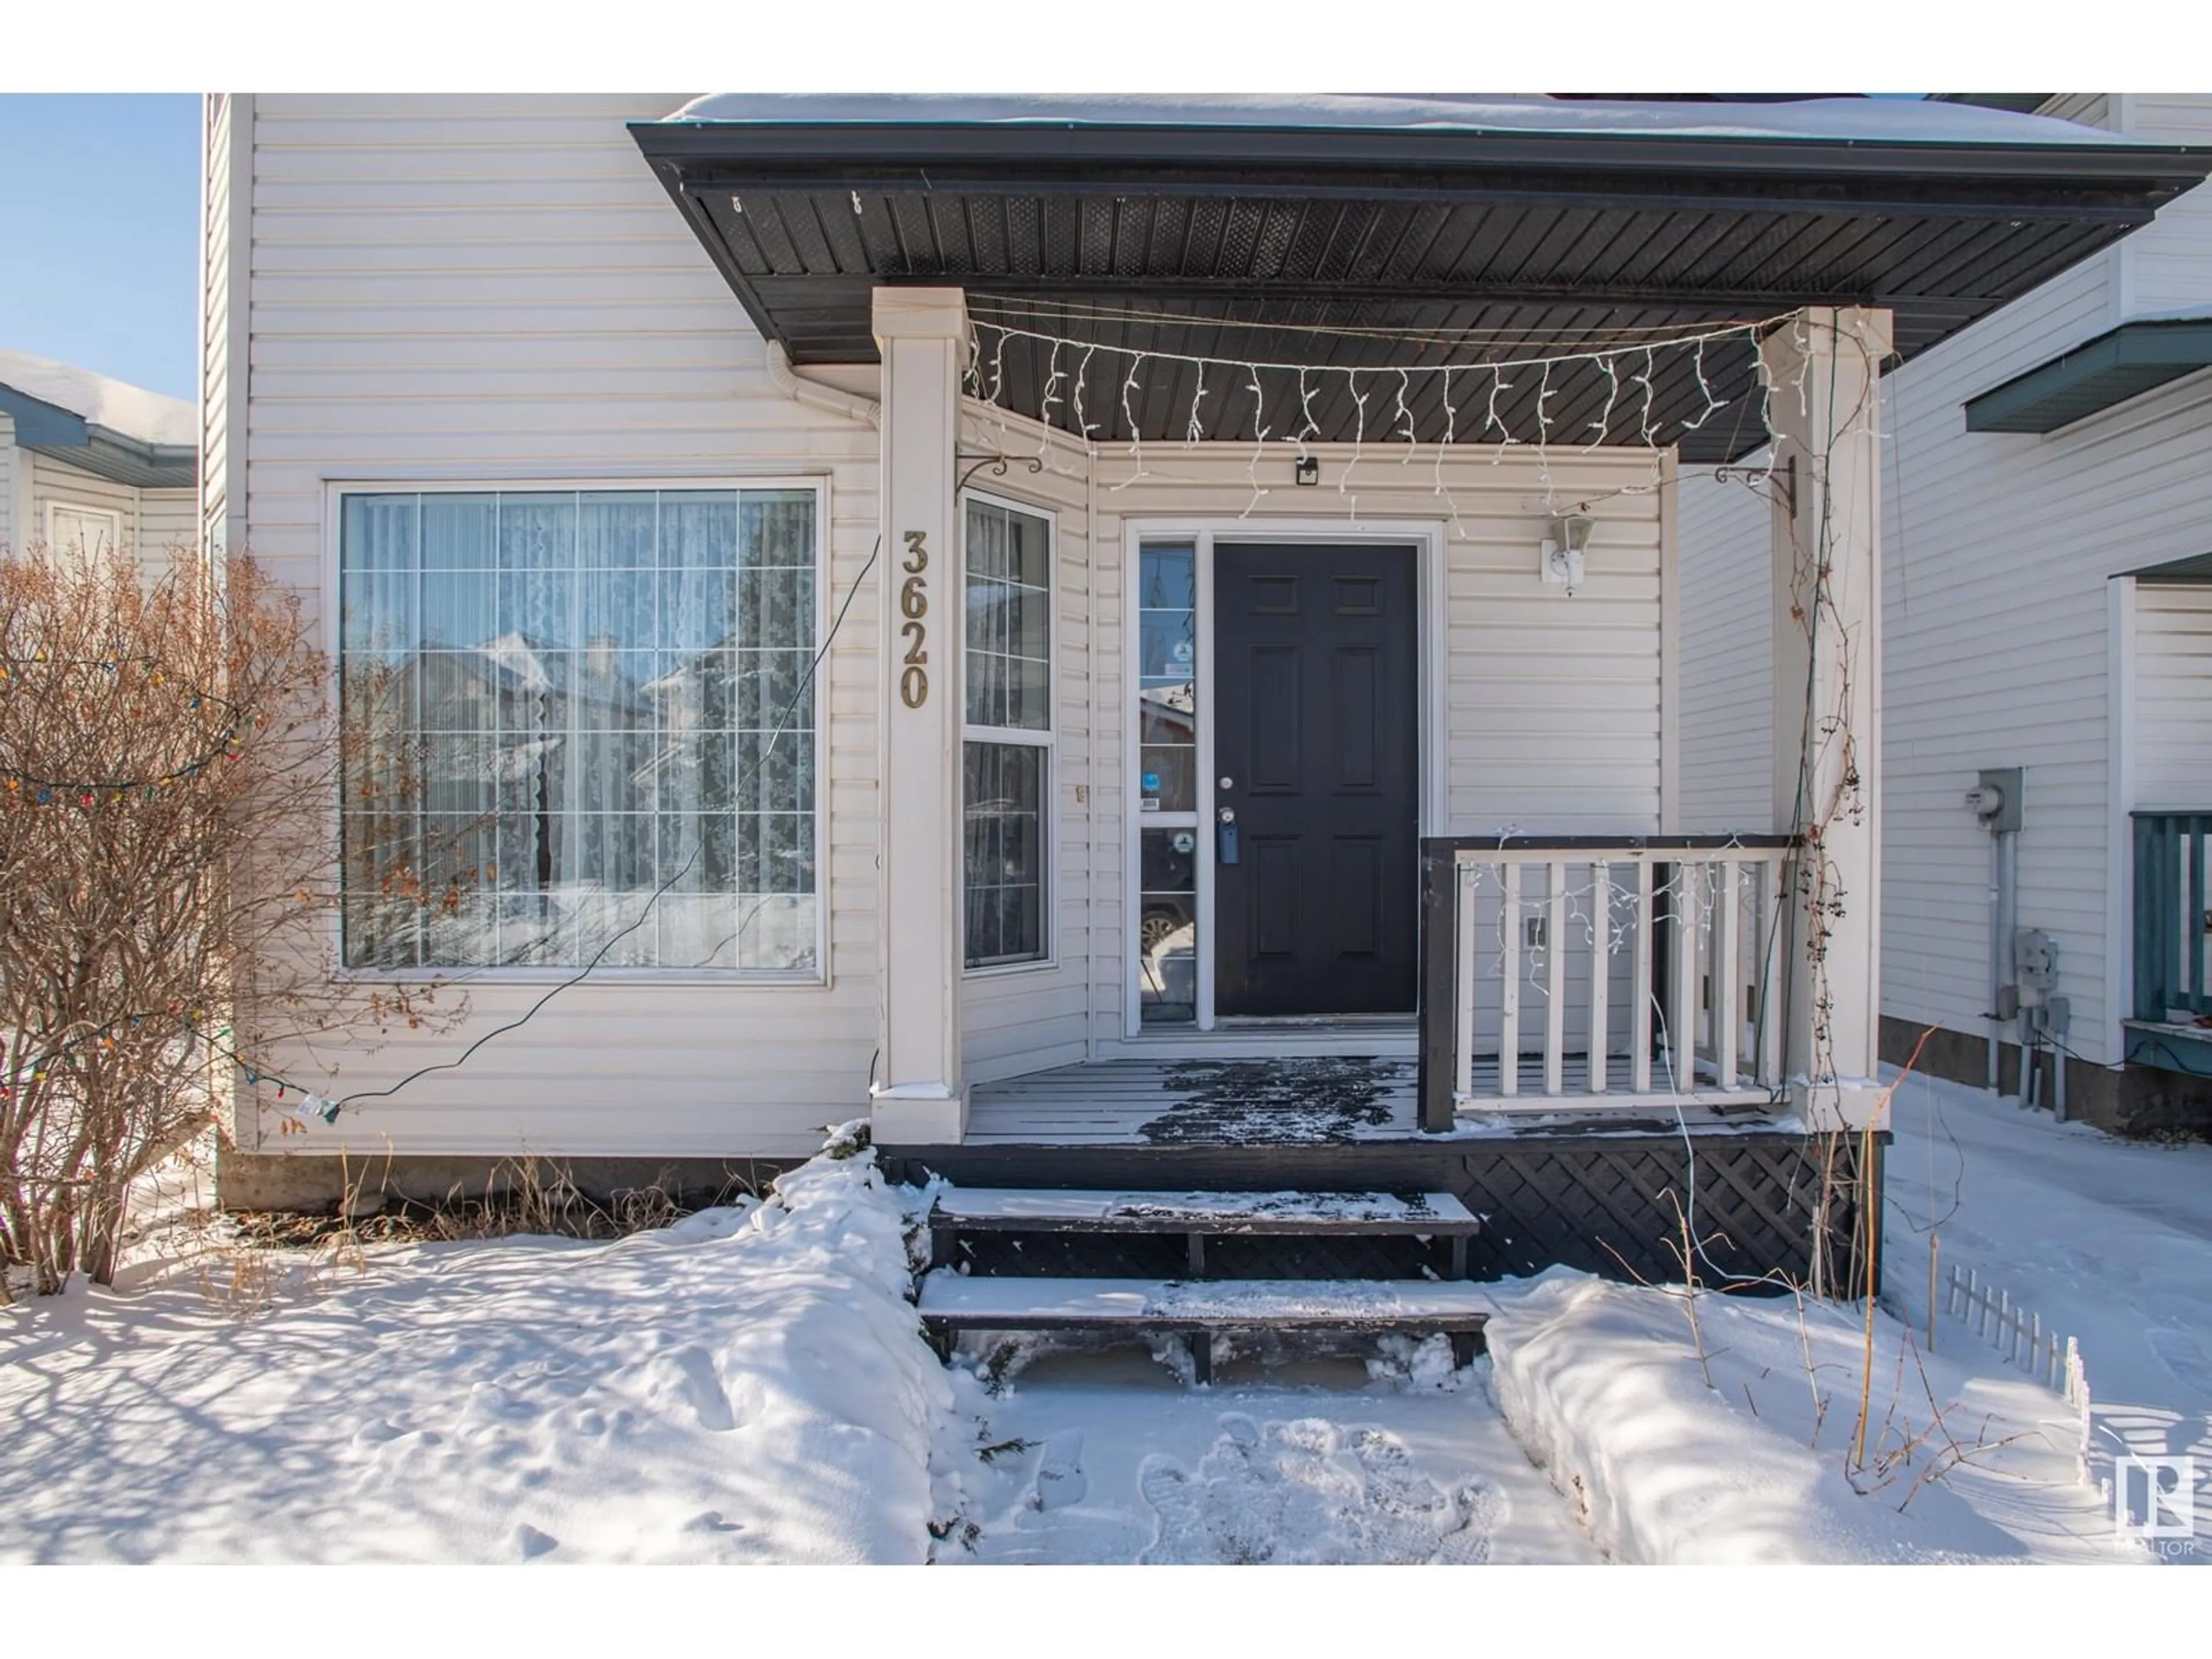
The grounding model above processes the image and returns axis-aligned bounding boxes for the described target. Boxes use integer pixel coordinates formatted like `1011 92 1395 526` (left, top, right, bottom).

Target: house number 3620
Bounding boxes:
898 529 930 708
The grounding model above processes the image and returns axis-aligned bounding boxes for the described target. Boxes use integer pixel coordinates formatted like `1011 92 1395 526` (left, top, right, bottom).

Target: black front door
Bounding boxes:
1214 543 1418 1017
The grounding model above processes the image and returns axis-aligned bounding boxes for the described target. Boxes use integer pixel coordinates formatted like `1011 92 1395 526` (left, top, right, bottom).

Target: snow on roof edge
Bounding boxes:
662 93 2135 149
0 347 196 450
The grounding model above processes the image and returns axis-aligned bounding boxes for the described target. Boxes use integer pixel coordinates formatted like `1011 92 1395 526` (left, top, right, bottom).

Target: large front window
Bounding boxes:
339 485 819 973
963 497 1052 969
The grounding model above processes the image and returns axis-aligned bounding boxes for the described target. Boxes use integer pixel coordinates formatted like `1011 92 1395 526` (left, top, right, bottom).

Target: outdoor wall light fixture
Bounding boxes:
1294 456 1320 486
1540 514 1594 595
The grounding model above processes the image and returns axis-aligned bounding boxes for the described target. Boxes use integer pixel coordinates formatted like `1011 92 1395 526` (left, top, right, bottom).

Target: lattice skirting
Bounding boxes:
1456 1137 1881 1291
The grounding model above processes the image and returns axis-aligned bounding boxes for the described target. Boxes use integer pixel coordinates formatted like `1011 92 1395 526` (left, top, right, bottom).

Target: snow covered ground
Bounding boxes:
4 1076 2204 1566
1883 1067 2212 1558
0 1146 956 1563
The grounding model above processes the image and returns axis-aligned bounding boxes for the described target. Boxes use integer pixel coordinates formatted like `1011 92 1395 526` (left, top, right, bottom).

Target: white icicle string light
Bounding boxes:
1484 365 1515 463
1585 356 1620 454
1533 360 1556 503
1678 337 1728 433
1036 339 1067 464
1241 362 1272 518
949 315 1801 486
1434 366 1472 543
1073 344 1099 442
1109 352 1149 491
1342 368 1370 519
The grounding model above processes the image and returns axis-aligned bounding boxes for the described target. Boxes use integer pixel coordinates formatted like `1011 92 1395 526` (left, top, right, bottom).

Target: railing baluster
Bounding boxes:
1455 859 1477 1102
1500 860 1521 1099
1589 859 1611 1094
1670 863 1699 1093
1716 857 1740 1091
1632 857 1654 1094
1545 861 1567 1095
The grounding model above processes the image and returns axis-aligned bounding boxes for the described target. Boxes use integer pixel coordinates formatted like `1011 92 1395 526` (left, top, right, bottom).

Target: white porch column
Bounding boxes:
870 286 969 1143
1764 306 1893 1132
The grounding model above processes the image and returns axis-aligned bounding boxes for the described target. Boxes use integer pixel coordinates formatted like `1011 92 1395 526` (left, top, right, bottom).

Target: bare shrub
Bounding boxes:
0 544 450 1295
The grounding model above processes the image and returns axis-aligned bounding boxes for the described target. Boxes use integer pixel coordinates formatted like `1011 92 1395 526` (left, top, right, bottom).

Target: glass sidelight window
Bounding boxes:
1137 542 1198 1022
963 498 1053 969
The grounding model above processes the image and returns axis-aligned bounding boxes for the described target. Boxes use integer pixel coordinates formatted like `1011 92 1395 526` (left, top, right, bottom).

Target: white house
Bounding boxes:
0 349 197 564
1679 94 2212 1135
198 94 2211 1277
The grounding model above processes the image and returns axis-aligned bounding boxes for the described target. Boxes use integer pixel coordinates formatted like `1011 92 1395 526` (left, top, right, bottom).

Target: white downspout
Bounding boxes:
764 339 880 429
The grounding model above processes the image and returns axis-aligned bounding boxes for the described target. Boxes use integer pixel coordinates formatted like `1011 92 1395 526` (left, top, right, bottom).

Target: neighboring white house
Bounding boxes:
1679 94 2212 1135
0 348 198 564
195 93 2211 1219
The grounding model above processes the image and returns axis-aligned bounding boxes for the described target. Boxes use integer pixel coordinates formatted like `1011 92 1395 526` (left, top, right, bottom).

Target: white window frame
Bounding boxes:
1119 519 1449 1037
960 487 1058 977
46 501 123 559
321 475 834 987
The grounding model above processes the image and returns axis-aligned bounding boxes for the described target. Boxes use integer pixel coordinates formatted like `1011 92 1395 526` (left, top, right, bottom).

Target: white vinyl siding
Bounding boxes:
1677 95 2212 1069
1675 461 1773 831
0 415 15 550
138 490 198 556
235 94 880 1157
2134 585 2212 811
201 94 249 559
232 96 1691 1144
2116 97 2212 320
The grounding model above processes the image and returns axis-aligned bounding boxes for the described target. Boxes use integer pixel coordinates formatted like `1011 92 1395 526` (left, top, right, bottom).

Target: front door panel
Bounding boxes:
1214 543 1418 1016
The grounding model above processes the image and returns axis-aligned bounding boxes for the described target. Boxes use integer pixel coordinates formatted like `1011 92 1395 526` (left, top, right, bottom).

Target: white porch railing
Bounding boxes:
1417 835 1799 1126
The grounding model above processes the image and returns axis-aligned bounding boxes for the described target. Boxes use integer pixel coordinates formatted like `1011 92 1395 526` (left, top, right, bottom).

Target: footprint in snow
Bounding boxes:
1031 1432 1088 1511
512 1524 559 1560
641 1346 738 1433
1139 1415 1496 1565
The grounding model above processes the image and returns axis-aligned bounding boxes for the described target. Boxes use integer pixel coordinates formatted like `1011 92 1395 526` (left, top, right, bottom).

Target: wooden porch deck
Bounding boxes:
965 1054 1781 1146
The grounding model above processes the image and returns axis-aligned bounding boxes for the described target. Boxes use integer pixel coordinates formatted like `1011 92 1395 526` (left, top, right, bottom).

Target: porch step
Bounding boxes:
916 1270 1494 1384
927 1185 1479 1279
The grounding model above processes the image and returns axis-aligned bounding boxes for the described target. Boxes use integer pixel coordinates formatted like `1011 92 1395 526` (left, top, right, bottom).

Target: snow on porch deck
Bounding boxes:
964 1054 1782 1146
967 1056 1421 1146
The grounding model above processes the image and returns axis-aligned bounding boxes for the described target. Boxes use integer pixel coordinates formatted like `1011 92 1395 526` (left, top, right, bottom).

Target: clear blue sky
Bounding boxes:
0 95 200 401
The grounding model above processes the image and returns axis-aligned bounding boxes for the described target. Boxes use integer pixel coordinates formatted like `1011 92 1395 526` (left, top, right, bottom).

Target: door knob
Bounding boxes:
1219 775 1235 791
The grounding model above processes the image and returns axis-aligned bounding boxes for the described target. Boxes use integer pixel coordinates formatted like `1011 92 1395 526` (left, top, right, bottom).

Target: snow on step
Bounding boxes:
931 1187 1479 1232
918 1272 1496 1328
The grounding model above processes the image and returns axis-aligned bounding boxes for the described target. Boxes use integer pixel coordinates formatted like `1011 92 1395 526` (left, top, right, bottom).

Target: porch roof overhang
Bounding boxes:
1962 314 2212 434
630 96 2212 463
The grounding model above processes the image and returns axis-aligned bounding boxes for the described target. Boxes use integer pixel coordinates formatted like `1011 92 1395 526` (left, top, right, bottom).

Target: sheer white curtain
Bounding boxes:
340 488 818 973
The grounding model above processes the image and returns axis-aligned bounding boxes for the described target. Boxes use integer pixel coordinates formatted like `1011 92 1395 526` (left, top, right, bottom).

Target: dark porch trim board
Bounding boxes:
881 1130 1884 1293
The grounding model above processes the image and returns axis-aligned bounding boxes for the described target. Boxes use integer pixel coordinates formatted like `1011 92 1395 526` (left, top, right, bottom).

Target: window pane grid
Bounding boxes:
964 499 1052 968
340 487 817 972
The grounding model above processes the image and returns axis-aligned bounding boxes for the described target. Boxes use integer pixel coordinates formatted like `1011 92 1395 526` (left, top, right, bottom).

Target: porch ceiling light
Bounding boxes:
1541 515 1593 596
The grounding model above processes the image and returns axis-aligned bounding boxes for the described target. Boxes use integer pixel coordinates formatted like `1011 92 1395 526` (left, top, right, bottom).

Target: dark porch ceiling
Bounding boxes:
631 104 2212 463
